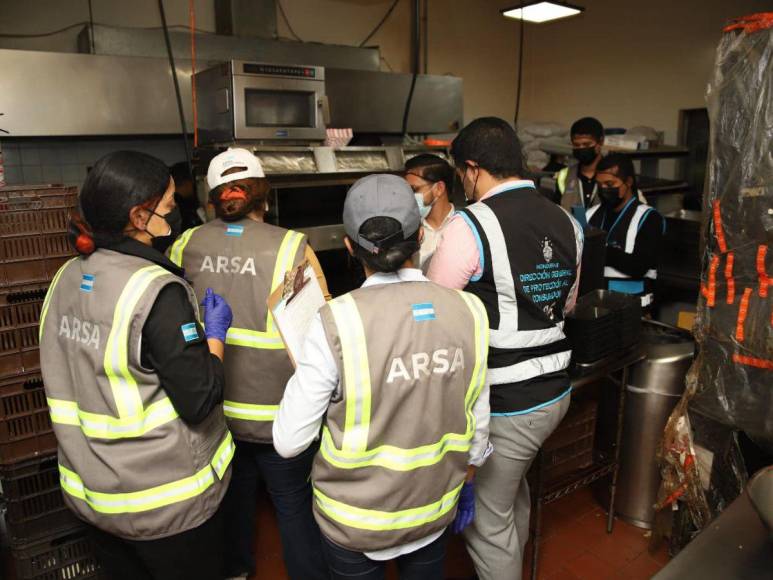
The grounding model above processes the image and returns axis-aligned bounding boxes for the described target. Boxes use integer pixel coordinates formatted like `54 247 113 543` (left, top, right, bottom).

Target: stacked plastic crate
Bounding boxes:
0 185 102 579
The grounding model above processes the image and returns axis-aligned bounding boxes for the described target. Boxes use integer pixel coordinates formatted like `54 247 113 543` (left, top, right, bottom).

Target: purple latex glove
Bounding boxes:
201 288 233 342
451 481 475 534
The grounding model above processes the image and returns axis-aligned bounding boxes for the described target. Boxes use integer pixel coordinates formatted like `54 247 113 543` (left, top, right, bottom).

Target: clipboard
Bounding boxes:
267 260 326 367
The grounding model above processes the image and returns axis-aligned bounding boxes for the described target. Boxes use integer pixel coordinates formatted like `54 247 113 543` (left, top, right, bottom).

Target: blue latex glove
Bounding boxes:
451 481 475 534
201 288 233 342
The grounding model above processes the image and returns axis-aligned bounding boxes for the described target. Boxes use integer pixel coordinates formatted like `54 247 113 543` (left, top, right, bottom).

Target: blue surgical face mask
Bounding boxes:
415 192 434 219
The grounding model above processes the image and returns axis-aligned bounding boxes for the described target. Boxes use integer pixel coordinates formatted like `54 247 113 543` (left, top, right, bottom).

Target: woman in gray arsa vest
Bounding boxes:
169 148 330 580
39 151 235 580
274 174 492 580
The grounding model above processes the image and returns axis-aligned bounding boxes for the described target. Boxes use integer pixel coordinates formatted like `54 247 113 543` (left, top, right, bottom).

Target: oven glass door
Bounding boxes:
244 89 315 128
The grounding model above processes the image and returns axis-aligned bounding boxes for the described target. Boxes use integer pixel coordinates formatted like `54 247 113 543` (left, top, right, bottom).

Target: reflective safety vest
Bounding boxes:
39 251 233 540
587 202 658 306
169 218 306 443
312 282 489 551
556 164 597 210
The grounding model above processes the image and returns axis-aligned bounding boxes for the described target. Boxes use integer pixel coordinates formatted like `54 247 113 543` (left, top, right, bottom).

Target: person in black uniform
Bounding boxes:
587 153 665 307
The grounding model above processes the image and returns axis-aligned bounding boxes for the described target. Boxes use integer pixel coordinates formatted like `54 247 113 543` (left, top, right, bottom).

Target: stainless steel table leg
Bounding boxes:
607 364 630 533
531 450 544 580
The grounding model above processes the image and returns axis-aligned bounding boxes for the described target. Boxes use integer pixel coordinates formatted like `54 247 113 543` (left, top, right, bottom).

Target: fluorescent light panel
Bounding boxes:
502 2 583 23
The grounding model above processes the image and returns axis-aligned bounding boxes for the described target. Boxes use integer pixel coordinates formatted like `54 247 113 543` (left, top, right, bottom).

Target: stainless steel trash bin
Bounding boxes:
616 321 694 528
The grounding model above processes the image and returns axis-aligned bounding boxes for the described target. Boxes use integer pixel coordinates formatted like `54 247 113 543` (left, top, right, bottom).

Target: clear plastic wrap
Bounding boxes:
691 14 773 452
656 13 772 543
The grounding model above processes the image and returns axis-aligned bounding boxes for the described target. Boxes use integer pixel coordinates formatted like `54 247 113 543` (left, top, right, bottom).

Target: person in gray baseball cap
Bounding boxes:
273 173 492 580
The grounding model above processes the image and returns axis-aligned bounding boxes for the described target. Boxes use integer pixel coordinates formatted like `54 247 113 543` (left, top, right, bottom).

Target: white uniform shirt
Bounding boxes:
419 206 455 273
273 268 492 560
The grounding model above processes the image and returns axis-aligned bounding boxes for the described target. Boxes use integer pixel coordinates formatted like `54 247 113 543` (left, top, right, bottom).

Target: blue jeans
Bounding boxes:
322 531 448 580
223 440 328 579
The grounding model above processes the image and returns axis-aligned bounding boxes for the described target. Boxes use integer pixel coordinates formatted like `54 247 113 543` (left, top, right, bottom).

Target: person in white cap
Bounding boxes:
168 148 330 580
273 174 492 580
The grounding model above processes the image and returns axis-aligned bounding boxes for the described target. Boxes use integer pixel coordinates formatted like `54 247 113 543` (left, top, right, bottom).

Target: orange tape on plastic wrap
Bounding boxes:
701 254 720 307
757 245 769 297
723 12 773 33
735 288 752 342
732 354 773 370
725 252 735 304
712 201 727 254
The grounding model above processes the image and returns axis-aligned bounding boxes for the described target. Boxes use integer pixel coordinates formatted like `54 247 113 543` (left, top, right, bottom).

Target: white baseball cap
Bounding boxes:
206 148 265 191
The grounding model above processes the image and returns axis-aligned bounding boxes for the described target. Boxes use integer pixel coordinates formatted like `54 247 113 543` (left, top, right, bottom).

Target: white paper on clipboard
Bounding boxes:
268 262 326 367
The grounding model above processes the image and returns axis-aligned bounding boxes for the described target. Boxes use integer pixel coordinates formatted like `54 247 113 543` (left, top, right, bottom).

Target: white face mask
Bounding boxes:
415 192 434 219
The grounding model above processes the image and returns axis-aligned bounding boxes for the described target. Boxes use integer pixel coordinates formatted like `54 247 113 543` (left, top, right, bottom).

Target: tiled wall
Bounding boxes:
0 137 187 188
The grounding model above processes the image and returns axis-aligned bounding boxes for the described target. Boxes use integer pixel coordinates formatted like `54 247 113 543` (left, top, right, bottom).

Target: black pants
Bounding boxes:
223 440 328 579
322 531 448 580
89 504 224 580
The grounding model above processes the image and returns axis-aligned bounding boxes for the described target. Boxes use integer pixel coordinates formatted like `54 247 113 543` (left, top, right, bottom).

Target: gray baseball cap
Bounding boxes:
343 174 421 254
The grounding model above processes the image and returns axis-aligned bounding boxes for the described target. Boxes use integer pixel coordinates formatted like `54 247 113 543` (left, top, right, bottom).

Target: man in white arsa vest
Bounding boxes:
169 148 330 580
274 174 492 579
404 153 456 273
428 117 583 580
554 117 605 210
587 153 665 309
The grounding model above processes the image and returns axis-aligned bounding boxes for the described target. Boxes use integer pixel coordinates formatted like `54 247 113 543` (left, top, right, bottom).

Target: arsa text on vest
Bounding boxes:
59 315 101 349
201 255 257 276
387 348 464 384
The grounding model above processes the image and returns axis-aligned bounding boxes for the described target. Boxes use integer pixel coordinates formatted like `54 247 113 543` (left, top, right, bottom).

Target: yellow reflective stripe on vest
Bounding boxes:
224 327 285 349
319 290 488 470
59 431 234 514
211 429 237 479
104 266 170 418
47 397 179 439
168 225 201 267
313 482 463 531
556 167 569 195
328 294 371 453
320 427 471 471
456 290 489 412
39 257 79 340
266 230 305 335
222 400 278 421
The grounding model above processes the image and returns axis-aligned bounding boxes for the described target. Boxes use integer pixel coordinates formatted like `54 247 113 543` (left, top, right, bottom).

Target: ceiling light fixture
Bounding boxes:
501 1 584 24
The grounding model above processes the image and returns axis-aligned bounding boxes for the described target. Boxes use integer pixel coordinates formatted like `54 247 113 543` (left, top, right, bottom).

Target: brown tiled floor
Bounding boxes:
249 486 670 579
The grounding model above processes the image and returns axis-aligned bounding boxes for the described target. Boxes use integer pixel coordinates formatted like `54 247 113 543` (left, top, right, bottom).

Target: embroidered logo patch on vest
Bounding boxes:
181 323 199 342
226 225 244 237
80 274 95 293
411 303 436 322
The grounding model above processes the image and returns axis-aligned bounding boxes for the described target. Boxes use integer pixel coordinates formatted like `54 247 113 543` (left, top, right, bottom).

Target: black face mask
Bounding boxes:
598 186 621 206
150 207 182 254
573 146 597 166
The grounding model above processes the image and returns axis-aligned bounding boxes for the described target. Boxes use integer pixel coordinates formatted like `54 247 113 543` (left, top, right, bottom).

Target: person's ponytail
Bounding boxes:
68 213 96 256
352 216 419 273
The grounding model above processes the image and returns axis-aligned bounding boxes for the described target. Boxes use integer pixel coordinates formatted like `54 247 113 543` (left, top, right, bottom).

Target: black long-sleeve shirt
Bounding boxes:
105 238 225 424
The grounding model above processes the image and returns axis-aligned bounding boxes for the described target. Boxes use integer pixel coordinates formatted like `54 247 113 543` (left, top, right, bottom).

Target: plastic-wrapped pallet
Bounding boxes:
691 13 773 451
657 12 773 540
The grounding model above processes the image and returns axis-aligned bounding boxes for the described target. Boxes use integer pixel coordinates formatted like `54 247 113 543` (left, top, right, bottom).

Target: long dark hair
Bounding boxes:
72 151 170 254
352 217 419 273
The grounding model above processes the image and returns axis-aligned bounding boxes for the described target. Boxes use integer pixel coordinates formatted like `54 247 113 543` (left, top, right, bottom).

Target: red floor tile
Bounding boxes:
611 552 663 580
246 486 668 580
564 551 619 580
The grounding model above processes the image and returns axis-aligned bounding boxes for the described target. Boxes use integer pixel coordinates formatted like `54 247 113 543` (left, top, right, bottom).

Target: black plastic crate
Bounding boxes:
566 290 642 363
0 455 79 545
10 527 103 580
